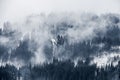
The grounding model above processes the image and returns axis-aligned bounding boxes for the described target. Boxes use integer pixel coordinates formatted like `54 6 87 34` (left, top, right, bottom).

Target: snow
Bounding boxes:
91 52 120 67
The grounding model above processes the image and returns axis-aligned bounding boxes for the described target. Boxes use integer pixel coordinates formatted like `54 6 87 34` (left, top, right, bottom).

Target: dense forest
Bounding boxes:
0 14 120 80
0 58 119 80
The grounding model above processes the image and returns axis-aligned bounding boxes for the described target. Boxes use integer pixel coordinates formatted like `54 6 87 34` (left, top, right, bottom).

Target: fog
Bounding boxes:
0 0 120 26
0 0 120 68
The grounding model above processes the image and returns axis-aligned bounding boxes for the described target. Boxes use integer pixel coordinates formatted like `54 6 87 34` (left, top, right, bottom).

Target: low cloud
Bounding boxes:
0 13 120 67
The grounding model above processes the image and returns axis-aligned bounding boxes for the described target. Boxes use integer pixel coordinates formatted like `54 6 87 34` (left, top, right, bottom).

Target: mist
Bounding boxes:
0 13 120 68
0 0 120 27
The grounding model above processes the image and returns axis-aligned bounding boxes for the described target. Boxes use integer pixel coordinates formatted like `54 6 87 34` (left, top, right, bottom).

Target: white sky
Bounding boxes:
0 0 120 24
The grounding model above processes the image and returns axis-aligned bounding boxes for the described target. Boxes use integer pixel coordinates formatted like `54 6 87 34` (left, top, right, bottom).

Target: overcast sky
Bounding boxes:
0 0 120 25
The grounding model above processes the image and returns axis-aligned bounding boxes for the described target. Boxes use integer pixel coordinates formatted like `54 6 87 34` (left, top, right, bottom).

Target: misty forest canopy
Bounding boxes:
0 13 120 68
0 58 120 80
